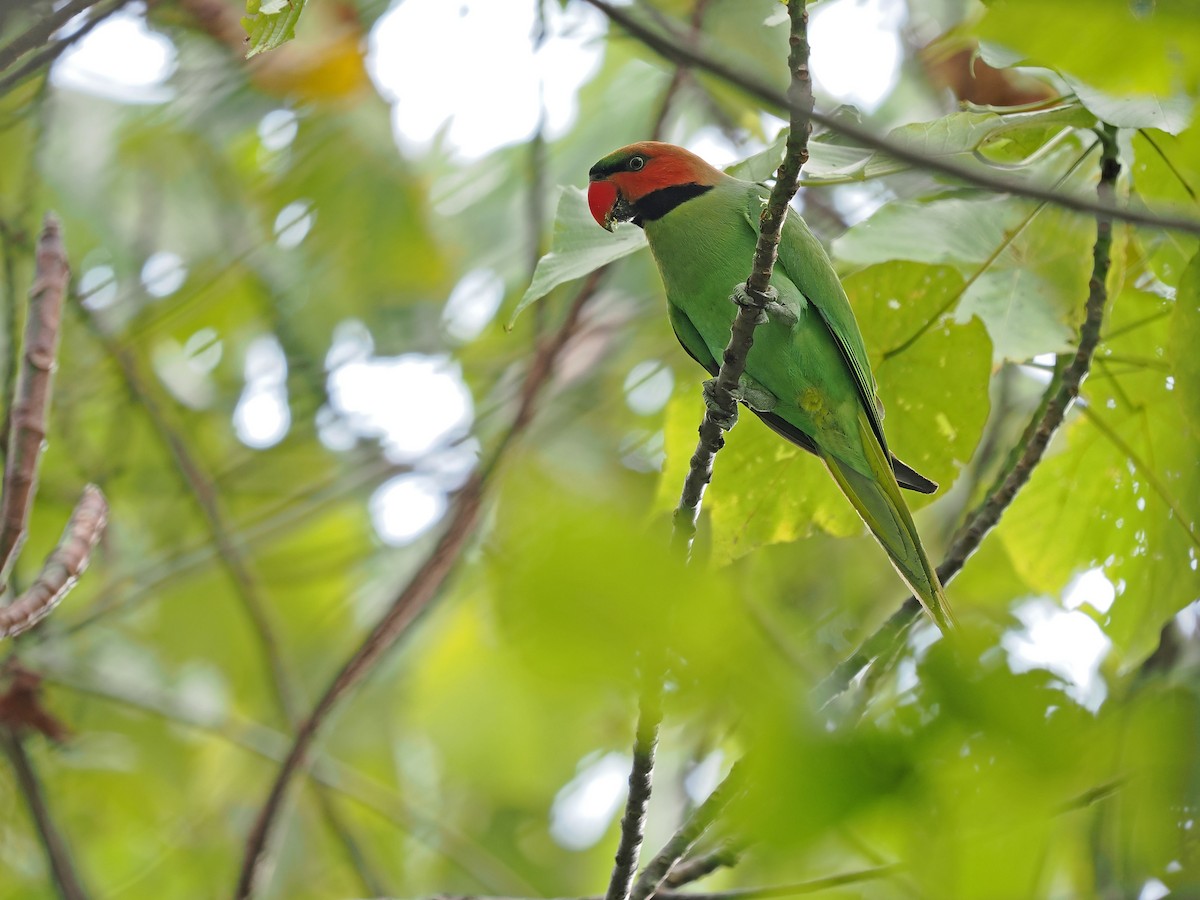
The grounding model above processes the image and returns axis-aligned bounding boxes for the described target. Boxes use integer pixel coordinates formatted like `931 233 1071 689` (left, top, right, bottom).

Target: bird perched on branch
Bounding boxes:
587 141 956 633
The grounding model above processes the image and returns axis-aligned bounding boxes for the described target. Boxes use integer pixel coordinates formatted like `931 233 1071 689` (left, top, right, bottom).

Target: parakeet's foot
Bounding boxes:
703 374 779 429
731 282 796 328
703 379 739 430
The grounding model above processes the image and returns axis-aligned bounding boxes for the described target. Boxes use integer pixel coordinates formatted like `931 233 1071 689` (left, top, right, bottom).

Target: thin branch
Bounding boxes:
1 729 89 900
0 213 68 585
605 670 665 900
0 0 104 75
819 125 1122 699
582 0 1200 238
663 843 742 887
630 762 746 900
235 272 605 898
672 0 813 550
0 484 107 638
75 313 301 724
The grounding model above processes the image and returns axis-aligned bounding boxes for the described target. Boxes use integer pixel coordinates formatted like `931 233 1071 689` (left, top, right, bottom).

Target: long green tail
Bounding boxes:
822 415 957 633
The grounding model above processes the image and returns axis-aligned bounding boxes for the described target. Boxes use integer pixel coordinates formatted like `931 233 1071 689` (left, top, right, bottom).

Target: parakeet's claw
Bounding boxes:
738 376 778 412
731 282 777 325
764 298 797 328
703 374 779 429
702 378 739 430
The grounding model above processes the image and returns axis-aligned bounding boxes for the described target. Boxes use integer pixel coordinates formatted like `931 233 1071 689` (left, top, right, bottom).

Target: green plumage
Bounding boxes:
644 176 956 632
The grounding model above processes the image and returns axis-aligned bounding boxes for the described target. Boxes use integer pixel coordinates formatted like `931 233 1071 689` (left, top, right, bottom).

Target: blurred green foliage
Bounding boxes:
0 0 1197 898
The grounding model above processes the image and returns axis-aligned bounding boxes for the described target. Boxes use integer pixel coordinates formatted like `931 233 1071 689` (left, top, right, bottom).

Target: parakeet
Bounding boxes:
587 141 956 633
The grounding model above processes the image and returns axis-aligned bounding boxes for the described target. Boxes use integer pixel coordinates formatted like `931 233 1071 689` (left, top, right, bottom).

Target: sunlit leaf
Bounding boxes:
510 187 646 327
243 0 308 57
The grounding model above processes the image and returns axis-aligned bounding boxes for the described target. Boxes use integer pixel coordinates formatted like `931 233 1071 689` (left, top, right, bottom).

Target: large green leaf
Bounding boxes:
833 149 1096 361
242 0 308 57
847 261 993 495
999 284 1200 663
1169 251 1200 438
510 187 646 327
976 0 1200 97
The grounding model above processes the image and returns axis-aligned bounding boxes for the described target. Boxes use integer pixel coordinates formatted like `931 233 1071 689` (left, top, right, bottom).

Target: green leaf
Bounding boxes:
801 105 1095 185
509 186 646 328
999 286 1200 663
1170 251 1200 438
1069 79 1193 135
846 262 993 498
976 0 1200 97
833 148 1096 361
242 0 307 57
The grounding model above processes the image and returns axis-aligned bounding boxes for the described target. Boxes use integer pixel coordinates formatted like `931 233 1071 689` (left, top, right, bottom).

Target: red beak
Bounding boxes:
588 180 619 231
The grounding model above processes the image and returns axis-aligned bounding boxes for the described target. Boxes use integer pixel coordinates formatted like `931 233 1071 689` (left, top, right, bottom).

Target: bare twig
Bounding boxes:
0 484 107 638
604 670 665 900
630 762 746 900
1 729 89 900
663 843 742 886
0 214 68 585
235 272 605 898
582 0 1200 238
819 124 1122 700
671 0 812 550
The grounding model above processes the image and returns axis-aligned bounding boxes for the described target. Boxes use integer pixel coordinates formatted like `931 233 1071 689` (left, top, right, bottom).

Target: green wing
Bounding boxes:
738 188 936 493
741 191 888 455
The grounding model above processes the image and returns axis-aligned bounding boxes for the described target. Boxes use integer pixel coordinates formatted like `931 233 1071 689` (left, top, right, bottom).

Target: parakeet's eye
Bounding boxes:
628 156 645 171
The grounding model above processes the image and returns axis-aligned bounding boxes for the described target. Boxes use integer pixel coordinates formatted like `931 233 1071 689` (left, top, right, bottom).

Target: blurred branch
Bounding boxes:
1 729 89 900
0 0 127 98
582 0 1200 238
0 214 67 586
40 664 537 893
819 125 1122 700
236 270 607 899
0 484 107 638
75 311 302 722
0 0 104 74
671 0 812 551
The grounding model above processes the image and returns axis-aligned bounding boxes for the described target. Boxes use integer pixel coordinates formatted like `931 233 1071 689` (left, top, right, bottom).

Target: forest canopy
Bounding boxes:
0 0 1197 898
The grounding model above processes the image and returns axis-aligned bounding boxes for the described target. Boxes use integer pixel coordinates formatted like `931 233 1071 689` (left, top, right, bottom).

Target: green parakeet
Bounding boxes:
588 141 956 633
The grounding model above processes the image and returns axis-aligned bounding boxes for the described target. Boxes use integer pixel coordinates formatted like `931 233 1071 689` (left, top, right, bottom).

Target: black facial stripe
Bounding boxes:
588 160 625 180
633 183 712 222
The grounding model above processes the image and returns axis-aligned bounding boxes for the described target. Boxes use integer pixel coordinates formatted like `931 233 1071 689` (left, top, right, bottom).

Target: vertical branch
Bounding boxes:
672 0 813 549
601 7 731 896
0 214 68 586
819 124 1122 699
